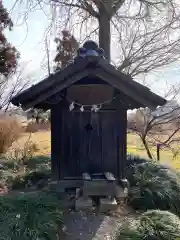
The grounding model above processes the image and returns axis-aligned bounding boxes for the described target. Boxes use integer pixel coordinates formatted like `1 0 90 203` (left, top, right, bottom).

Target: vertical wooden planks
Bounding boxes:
55 103 127 179
116 103 127 179
51 102 63 180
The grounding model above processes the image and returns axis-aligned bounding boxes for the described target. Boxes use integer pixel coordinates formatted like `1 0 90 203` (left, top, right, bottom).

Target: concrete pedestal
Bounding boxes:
75 197 93 211
99 198 117 212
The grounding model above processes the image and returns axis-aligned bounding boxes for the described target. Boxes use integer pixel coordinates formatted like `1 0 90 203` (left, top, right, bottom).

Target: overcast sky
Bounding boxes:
4 0 180 100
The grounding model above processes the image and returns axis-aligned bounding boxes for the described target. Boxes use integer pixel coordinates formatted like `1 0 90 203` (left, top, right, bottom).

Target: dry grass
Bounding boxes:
11 131 180 170
127 133 180 169
25 122 50 133
12 131 51 156
0 115 22 154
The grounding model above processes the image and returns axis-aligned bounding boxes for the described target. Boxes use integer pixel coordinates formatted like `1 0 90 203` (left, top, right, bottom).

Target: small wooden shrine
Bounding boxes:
11 41 166 188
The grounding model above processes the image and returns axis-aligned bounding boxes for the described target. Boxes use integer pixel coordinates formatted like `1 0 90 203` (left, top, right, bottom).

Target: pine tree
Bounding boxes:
0 1 19 77
54 30 79 70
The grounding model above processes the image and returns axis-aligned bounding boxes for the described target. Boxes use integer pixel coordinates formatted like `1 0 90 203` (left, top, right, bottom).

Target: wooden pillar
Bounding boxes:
116 99 127 179
51 102 63 180
121 106 127 178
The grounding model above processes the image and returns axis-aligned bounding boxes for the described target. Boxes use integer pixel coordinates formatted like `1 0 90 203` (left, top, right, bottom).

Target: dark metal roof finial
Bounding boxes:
75 40 106 60
83 40 98 50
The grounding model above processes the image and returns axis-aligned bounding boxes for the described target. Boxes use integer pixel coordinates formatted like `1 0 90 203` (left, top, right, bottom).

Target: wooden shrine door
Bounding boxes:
62 110 119 177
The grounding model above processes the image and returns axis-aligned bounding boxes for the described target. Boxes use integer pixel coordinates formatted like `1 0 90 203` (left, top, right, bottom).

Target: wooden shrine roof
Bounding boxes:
11 41 166 110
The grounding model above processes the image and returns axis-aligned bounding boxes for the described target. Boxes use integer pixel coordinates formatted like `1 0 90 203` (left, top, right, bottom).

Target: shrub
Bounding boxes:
11 141 39 165
127 154 148 166
0 114 22 153
11 170 51 190
126 154 148 185
21 141 39 164
127 156 180 216
26 155 51 171
0 155 51 190
117 210 180 240
23 170 50 184
0 191 63 239
0 169 15 186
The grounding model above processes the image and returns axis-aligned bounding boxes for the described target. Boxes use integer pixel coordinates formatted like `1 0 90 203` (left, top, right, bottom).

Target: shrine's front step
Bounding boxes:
99 198 117 212
75 197 118 212
75 197 93 211
83 172 117 197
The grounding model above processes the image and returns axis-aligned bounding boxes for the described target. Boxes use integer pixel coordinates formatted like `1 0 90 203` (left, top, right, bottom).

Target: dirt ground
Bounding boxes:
60 205 137 240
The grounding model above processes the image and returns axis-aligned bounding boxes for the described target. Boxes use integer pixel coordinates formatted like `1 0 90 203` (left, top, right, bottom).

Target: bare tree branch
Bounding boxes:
12 0 180 76
0 62 33 111
128 85 180 160
51 0 99 18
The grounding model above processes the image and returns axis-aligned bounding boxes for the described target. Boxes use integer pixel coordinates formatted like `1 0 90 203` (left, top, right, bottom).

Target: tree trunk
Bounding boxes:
142 137 153 159
98 2 111 62
36 116 40 124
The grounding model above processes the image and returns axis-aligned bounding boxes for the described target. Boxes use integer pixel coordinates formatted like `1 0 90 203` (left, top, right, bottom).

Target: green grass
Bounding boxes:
117 210 180 240
0 131 180 240
0 191 63 240
0 155 51 190
127 159 180 215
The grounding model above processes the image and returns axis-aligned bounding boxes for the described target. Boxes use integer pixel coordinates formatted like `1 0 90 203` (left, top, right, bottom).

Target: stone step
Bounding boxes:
75 196 118 212
99 198 117 212
75 197 93 210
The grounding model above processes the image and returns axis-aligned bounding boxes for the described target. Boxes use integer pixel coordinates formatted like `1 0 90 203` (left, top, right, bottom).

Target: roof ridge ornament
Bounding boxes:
74 40 105 62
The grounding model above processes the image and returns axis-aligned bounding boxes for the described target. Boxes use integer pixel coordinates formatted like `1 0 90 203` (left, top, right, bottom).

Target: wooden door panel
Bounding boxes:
63 110 118 177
